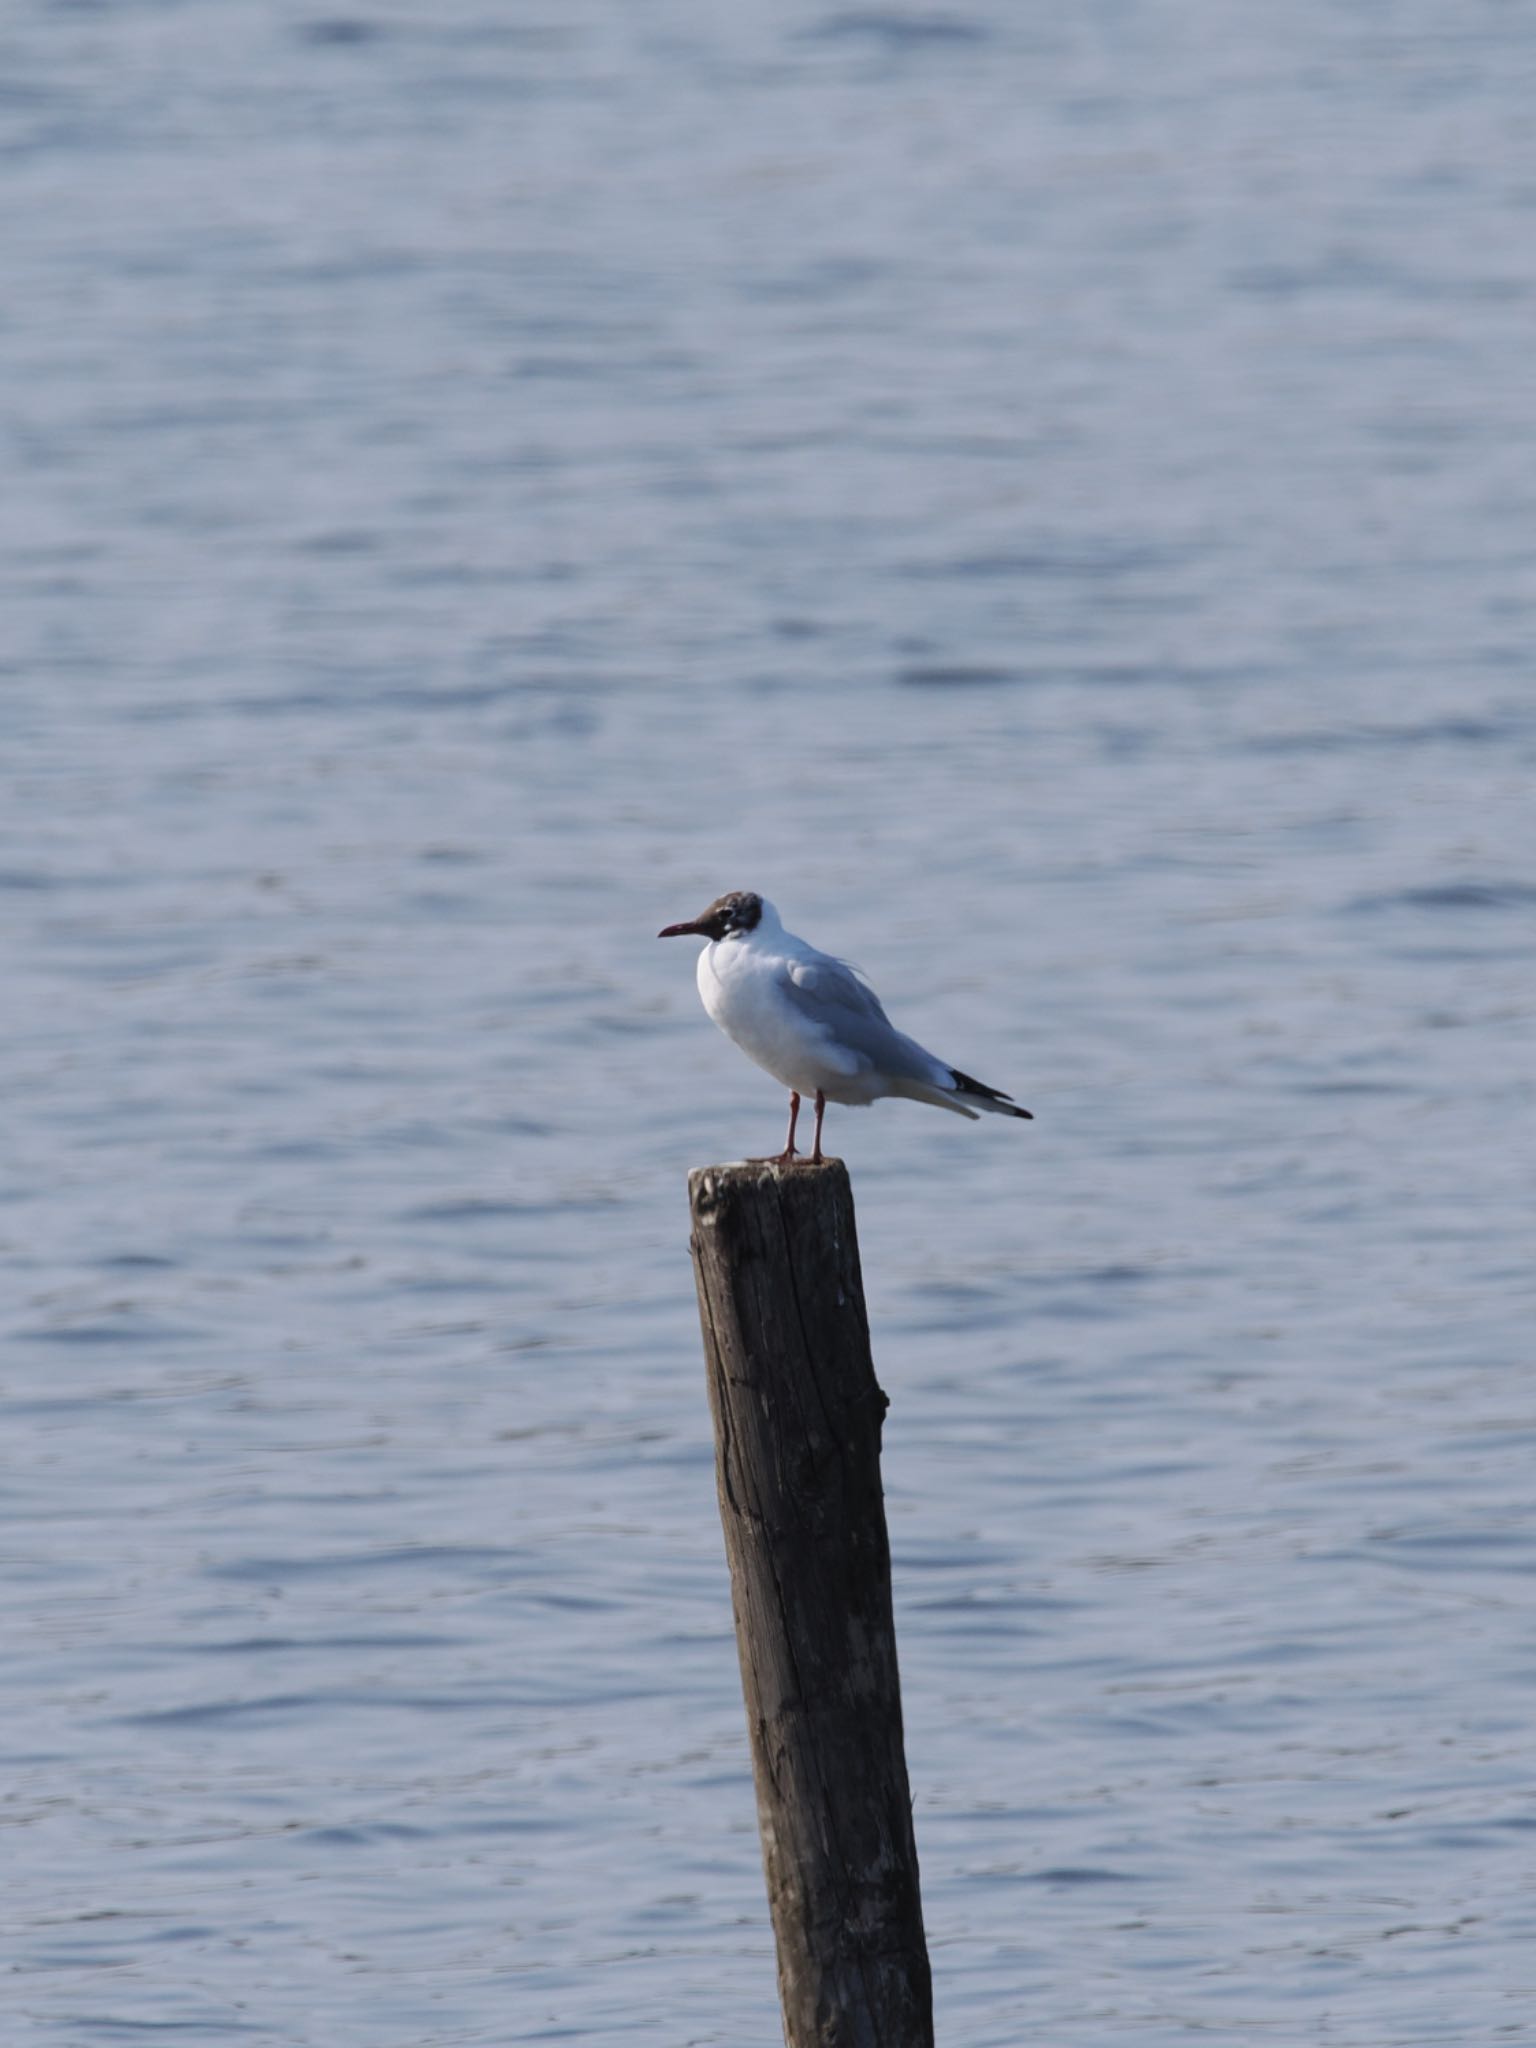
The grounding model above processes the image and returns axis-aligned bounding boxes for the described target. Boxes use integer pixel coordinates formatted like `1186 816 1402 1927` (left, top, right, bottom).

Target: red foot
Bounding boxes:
749 1091 807 1168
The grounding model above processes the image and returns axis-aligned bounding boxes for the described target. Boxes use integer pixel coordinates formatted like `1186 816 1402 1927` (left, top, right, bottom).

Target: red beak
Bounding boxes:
658 919 706 938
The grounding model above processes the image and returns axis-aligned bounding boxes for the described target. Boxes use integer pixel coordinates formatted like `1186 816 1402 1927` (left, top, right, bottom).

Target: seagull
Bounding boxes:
659 890 1032 1165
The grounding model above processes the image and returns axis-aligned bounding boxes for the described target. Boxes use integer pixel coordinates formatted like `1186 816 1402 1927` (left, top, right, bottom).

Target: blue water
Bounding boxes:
4 4 1535 2043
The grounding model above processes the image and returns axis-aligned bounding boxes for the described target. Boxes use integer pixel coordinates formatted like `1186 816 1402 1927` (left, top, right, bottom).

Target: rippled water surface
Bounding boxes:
5 4 1535 2043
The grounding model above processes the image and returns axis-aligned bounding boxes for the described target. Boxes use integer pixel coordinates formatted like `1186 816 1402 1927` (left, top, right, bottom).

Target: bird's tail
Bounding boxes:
948 1068 1034 1120
890 1068 1033 1121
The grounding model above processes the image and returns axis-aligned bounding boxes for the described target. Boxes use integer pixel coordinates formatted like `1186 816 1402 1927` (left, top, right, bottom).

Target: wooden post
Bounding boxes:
688 1159 933 2048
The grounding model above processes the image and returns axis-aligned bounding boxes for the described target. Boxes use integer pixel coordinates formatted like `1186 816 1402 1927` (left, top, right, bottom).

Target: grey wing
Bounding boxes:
781 955 948 1084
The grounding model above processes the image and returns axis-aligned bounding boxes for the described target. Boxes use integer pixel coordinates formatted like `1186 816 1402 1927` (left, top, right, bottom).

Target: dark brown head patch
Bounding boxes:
696 890 763 940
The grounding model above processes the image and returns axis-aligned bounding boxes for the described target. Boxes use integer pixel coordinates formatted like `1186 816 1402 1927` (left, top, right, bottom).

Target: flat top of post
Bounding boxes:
689 1158 848 1198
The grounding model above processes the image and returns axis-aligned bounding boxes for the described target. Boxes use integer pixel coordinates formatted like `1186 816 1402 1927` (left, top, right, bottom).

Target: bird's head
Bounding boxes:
658 890 768 942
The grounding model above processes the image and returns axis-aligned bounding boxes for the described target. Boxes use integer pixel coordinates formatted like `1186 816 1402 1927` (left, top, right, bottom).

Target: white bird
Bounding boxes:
659 890 1032 1165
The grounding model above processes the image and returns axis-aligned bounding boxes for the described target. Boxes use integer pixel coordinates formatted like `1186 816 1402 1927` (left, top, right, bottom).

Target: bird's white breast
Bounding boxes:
697 936 867 1097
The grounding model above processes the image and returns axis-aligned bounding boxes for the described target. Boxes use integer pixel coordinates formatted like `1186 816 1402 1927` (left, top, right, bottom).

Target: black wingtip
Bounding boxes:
950 1067 1034 1119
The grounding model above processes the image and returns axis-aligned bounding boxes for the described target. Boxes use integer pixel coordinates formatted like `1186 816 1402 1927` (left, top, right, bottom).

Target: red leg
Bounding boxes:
810 1090 827 1164
751 1091 801 1168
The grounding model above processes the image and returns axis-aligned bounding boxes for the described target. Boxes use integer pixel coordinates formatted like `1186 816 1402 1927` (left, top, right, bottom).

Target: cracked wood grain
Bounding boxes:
689 1160 933 2048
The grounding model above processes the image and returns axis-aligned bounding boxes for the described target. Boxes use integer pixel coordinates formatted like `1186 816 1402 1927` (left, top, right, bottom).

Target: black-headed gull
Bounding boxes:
659 890 1033 1165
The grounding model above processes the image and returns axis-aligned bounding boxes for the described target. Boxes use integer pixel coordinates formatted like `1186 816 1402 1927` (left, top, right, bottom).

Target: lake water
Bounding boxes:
4 4 1535 2043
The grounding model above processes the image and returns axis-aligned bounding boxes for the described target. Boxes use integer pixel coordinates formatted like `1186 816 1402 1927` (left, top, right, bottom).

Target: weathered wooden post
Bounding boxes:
688 1157 933 2048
